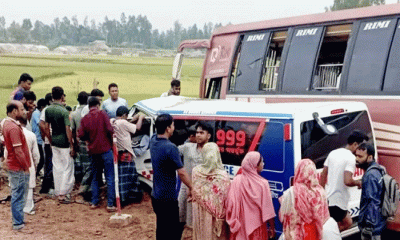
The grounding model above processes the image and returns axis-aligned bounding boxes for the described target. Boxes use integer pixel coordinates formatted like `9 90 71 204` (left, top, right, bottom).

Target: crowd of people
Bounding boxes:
0 73 389 240
0 73 149 232
150 116 387 240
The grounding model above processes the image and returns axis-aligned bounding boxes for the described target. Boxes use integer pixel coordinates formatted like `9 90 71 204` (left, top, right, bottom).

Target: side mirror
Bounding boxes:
312 112 338 135
172 53 184 80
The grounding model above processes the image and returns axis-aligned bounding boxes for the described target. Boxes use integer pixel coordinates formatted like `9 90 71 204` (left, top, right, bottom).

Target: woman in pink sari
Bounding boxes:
225 151 276 240
279 159 331 240
192 142 231 240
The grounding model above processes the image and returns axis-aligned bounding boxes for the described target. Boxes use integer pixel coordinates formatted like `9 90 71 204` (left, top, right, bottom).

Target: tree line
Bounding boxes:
0 1 387 50
326 0 385 11
0 13 222 50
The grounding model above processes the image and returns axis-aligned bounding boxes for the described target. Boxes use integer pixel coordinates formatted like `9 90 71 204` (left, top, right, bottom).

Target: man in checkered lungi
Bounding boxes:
111 106 145 204
70 92 92 202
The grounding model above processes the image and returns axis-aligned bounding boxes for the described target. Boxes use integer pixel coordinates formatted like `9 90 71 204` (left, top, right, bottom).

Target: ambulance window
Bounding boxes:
172 119 262 166
128 106 153 137
170 120 204 146
301 111 373 169
215 121 260 166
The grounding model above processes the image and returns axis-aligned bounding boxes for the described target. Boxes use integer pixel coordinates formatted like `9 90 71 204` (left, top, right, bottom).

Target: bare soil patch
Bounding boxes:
0 180 156 240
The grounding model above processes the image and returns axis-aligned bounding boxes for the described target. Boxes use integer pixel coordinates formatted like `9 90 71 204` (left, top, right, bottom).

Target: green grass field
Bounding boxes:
0 54 203 118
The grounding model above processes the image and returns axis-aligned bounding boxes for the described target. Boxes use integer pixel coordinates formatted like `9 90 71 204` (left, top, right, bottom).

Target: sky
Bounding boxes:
1 0 399 32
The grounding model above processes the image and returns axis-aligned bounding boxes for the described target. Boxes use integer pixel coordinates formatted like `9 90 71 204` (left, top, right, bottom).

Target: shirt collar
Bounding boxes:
5 117 21 126
52 102 65 107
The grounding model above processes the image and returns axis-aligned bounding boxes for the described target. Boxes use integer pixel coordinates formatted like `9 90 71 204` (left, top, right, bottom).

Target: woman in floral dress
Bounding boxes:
191 142 231 240
279 159 335 240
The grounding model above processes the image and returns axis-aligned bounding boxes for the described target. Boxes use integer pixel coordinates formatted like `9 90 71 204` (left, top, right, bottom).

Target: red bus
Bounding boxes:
173 3 400 232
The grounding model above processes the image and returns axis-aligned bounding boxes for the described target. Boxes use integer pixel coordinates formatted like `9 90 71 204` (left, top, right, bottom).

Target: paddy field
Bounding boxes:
0 54 203 118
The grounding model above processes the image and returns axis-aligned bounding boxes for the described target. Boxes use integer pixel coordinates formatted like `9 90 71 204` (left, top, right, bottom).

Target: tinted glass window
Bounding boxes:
347 18 397 92
205 78 222 99
172 119 264 166
383 20 400 93
301 111 373 169
282 26 324 93
234 32 271 94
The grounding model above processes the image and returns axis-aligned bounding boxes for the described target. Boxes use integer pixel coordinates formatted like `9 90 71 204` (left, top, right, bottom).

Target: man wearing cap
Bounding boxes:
43 87 75 204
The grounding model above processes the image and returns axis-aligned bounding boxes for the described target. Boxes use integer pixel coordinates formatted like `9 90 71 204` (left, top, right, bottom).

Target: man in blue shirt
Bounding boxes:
356 143 386 240
10 73 34 101
31 98 47 177
102 83 128 119
150 113 192 240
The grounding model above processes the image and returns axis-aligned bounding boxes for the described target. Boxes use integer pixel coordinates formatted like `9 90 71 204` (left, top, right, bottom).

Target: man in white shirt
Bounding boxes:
102 83 128 119
21 119 40 215
320 130 368 231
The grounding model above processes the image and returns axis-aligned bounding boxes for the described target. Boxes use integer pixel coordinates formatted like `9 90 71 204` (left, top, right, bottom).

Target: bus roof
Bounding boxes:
214 4 400 36
135 96 368 119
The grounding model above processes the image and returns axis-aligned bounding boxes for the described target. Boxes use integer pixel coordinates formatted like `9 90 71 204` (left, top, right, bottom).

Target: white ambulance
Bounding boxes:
130 96 375 237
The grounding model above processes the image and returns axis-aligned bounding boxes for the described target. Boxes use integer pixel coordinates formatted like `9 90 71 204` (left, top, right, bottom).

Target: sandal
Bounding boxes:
90 204 100 209
106 206 117 212
58 194 72 204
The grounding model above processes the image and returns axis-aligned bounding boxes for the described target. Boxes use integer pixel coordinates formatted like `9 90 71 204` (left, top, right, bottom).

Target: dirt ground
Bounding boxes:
0 177 157 240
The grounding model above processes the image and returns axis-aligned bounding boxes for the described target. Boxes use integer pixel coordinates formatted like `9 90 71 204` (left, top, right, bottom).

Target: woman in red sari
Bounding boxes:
225 151 276 240
279 159 330 240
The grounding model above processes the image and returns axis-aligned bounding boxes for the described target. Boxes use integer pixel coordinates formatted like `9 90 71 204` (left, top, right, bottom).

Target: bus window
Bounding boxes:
260 31 287 91
347 18 397 93
312 24 352 91
301 111 373 169
231 32 272 94
229 35 244 92
383 20 400 93
205 78 222 99
281 26 324 93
